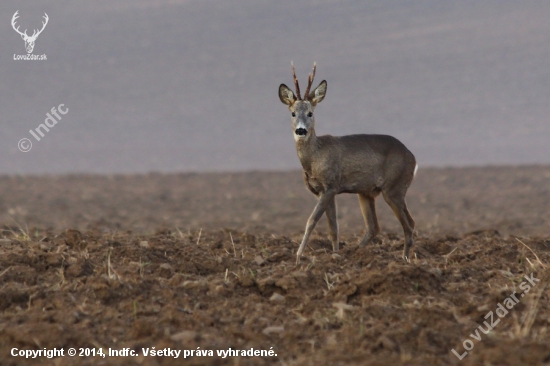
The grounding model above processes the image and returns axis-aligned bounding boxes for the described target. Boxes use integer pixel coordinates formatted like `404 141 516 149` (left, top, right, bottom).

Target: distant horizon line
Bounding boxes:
1 163 549 178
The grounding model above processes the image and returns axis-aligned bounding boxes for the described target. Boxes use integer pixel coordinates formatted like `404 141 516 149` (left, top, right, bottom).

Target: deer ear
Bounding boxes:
279 84 296 106
309 80 327 106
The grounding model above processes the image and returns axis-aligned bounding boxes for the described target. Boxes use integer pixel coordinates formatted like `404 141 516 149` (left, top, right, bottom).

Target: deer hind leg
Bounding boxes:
358 194 380 247
382 190 415 261
325 196 339 252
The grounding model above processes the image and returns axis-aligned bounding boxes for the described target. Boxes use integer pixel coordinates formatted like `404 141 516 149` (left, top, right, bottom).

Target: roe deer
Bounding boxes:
278 63 418 262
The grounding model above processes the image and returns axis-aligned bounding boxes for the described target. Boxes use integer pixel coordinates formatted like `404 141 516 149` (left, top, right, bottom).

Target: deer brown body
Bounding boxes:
279 63 417 261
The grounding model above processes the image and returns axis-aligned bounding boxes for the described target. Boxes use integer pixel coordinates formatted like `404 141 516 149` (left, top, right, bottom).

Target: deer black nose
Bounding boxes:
295 128 308 136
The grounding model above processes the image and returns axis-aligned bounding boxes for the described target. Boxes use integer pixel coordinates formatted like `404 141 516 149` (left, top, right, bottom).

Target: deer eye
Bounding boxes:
291 112 296 117
307 112 313 117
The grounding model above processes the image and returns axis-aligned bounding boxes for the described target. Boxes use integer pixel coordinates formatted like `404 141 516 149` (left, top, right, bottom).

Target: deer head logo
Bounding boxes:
11 11 49 54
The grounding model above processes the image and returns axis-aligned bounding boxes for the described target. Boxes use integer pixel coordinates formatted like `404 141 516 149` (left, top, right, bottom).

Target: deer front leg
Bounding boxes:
325 196 339 252
297 190 336 260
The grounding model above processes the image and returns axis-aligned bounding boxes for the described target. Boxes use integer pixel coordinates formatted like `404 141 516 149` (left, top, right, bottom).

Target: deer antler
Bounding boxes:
31 13 49 39
291 61 302 100
304 62 317 100
11 11 48 40
11 11 28 38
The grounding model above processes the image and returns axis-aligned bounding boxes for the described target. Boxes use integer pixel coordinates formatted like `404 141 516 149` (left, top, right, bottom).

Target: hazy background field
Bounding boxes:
1 0 550 174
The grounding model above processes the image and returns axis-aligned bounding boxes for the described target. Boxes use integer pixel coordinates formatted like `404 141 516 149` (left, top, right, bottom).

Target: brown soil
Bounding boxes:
0 167 549 365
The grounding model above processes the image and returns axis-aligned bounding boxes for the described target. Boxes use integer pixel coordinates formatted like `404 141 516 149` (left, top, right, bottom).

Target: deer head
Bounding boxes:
12 11 49 54
279 62 327 141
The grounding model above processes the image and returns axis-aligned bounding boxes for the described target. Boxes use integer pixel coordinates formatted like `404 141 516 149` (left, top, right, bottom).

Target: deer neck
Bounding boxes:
295 128 319 173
